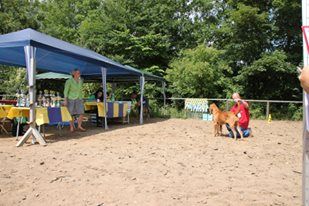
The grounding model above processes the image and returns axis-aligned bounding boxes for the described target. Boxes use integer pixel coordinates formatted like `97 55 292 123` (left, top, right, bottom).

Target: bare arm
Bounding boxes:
241 100 249 108
299 66 309 93
234 98 249 112
63 79 70 106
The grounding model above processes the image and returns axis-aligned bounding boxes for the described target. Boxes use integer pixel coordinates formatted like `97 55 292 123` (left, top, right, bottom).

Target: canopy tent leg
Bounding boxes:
101 67 108 130
139 75 145 124
17 46 46 147
303 0 309 204
162 81 166 107
303 94 309 205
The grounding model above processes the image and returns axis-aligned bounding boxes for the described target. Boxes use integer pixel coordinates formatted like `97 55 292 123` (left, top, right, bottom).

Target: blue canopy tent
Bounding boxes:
0 28 144 76
0 28 164 146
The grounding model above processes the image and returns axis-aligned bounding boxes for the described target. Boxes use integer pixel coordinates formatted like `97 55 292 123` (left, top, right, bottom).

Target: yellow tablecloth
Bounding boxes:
7 107 72 126
106 102 129 118
0 105 14 118
1 105 13 113
84 102 107 117
84 101 129 118
60 108 72 122
7 107 30 119
84 101 101 111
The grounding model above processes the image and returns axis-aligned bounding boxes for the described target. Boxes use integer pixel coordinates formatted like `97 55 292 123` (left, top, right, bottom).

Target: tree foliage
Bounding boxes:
0 67 27 95
0 0 41 34
0 0 303 102
237 50 300 100
166 45 232 98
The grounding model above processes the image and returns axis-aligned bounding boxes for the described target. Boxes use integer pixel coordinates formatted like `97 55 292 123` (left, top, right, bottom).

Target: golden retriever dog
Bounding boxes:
209 103 243 140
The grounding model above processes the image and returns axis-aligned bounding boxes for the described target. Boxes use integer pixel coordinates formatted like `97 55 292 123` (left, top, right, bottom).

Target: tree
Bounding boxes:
0 0 303 103
78 0 217 70
166 45 232 98
237 50 300 100
0 67 27 95
0 0 41 34
39 0 100 43
215 2 273 71
272 0 302 65
0 0 40 96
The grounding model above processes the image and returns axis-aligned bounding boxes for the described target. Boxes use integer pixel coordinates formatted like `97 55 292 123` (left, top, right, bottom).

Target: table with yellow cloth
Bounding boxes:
84 101 130 118
0 105 14 134
7 107 72 126
0 105 13 118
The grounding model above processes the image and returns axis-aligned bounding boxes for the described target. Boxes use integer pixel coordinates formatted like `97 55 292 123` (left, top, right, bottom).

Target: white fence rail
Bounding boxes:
164 97 303 119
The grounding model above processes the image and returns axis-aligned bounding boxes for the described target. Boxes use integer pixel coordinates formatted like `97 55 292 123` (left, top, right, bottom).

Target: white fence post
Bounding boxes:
266 101 270 119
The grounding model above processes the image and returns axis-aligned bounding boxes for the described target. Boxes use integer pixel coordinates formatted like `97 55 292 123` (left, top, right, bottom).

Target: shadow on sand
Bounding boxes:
0 117 170 145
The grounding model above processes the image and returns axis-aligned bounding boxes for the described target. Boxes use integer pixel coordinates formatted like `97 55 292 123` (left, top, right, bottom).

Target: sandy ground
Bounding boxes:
0 118 302 206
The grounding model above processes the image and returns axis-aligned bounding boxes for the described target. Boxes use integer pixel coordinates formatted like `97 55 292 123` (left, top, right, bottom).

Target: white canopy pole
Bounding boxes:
139 75 145 124
162 81 166 107
101 67 108 130
17 46 46 147
302 0 309 204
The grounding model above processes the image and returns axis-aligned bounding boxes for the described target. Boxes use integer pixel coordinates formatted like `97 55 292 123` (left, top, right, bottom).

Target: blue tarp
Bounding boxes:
0 28 152 78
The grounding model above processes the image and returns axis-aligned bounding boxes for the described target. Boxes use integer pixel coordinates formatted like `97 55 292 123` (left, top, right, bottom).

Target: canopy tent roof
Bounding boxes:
84 65 164 82
0 28 164 82
125 65 164 81
37 70 164 83
36 72 71 80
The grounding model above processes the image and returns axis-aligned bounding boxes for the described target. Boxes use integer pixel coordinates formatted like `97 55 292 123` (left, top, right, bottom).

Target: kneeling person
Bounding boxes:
226 93 251 138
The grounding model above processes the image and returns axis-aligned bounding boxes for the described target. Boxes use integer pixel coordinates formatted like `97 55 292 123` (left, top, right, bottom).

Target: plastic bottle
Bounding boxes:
38 91 43 107
111 93 115 102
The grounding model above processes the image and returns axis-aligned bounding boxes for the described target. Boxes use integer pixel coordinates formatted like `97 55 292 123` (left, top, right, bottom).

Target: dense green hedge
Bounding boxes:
148 100 303 121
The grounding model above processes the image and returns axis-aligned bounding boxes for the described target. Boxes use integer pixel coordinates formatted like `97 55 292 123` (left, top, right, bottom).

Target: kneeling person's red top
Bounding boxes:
230 101 250 129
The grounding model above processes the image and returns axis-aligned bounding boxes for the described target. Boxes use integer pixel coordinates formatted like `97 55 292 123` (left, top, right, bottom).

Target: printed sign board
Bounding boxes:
184 98 209 113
